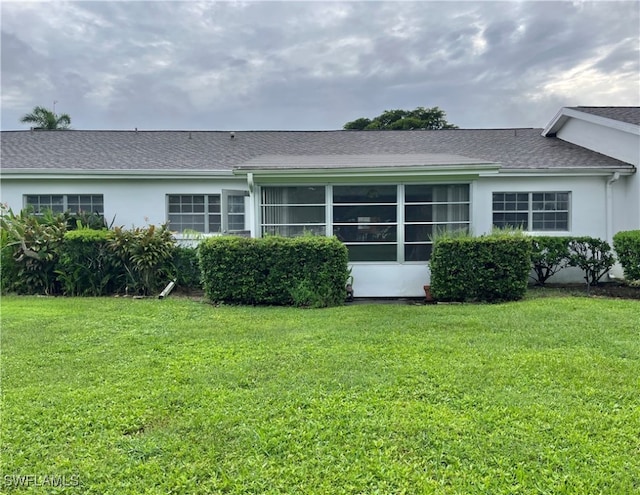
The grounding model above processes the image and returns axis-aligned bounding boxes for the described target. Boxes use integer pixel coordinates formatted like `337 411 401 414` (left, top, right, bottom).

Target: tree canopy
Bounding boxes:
343 106 457 130
20 106 71 130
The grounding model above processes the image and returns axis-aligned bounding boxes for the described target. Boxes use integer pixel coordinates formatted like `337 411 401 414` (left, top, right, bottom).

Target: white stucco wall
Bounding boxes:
474 175 611 238
342 174 624 296
0 176 252 232
474 174 626 284
616 172 640 233
556 118 640 166
2 171 635 296
349 263 429 298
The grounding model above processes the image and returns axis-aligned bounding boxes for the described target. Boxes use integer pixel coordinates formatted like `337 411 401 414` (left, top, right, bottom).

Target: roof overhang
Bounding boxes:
0 168 236 180
233 153 502 180
494 166 636 177
542 107 640 137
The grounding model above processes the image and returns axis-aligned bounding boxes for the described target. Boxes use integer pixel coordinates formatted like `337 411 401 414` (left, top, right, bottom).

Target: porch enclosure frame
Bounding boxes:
258 182 472 263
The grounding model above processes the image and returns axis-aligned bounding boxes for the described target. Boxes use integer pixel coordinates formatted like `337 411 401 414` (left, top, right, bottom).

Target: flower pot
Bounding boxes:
423 284 436 304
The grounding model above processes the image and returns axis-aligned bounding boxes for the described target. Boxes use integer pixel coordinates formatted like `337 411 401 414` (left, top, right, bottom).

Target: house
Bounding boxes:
1 106 638 297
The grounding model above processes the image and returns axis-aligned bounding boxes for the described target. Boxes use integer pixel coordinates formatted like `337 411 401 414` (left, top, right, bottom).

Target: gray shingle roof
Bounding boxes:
569 106 640 126
1 127 635 173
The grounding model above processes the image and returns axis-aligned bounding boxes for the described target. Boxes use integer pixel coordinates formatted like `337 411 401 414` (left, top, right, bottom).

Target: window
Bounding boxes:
226 195 246 231
222 190 248 233
167 192 246 234
333 185 397 261
493 192 569 231
404 185 470 261
259 183 471 262
261 186 326 237
25 194 104 215
168 195 220 233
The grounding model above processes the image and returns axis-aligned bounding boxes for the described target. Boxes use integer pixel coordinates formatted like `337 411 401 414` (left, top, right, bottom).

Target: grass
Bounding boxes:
1 295 639 494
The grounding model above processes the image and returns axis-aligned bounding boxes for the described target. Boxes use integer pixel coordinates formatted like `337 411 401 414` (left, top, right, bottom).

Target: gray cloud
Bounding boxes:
2 1 638 131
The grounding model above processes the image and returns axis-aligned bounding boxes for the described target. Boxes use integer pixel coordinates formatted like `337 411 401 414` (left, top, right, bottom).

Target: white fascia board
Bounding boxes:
542 107 640 137
0 169 235 180
541 108 569 136
233 163 501 180
496 167 636 178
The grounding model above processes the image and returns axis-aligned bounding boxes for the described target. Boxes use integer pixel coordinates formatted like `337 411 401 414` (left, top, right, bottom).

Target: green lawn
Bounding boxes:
1 295 639 494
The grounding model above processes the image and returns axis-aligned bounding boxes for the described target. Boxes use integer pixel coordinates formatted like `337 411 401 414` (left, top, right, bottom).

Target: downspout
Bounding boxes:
247 172 257 238
606 172 621 280
606 171 621 243
247 172 254 193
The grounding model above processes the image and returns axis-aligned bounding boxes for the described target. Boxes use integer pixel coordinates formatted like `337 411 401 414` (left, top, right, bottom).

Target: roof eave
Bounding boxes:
234 163 502 179
542 107 640 137
498 166 636 177
0 168 235 179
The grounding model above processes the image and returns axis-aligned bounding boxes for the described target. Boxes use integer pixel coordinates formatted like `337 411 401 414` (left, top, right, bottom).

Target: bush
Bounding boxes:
57 229 120 296
1 227 19 293
613 230 640 282
65 211 110 231
0 205 178 296
567 237 615 286
172 245 202 291
199 235 350 307
109 224 176 295
530 236 572 285
0 207 67 294
430 232 532 303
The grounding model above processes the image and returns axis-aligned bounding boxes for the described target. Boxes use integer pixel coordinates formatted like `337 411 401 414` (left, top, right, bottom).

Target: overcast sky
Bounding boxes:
1 1 638 131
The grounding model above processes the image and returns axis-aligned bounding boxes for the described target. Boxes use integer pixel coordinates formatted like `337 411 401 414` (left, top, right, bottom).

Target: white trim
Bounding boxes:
542 107 640 137
1 169 235 180
256 181 471 264
495 168 635 178
234 164 500 179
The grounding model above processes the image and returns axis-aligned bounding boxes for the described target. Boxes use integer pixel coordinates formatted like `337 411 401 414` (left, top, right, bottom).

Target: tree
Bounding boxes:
343 106 457 130
20 106 71 130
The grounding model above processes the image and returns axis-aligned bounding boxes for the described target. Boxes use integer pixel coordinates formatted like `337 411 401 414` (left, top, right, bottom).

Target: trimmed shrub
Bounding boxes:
567 237 615 286
199 235 350 307
1 227 19 294
613 230 640 282
530 236 572 285
57 229 120 296
172 245 202 291
430 232 532 303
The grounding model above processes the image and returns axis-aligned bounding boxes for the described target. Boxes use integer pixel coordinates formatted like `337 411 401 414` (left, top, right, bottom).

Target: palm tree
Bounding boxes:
20 106 71 130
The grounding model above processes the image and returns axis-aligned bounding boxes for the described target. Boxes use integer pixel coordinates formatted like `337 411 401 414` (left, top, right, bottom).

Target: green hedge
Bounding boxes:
430 233 532 303
57 229 120 296
613 230 640 282
172 245 202 291
199 236 350 307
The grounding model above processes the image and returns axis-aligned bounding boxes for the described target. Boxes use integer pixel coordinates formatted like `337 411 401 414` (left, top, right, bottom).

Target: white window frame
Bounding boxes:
332 184 398 262
167 191 248 235
24 194 104 215
260 186 327 237
222 190 249 234
258 183 471 263
403 184 471 262
492 191 570 232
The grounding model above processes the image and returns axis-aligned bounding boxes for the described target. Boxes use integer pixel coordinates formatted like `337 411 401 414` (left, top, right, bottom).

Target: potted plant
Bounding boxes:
423 262 435 304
